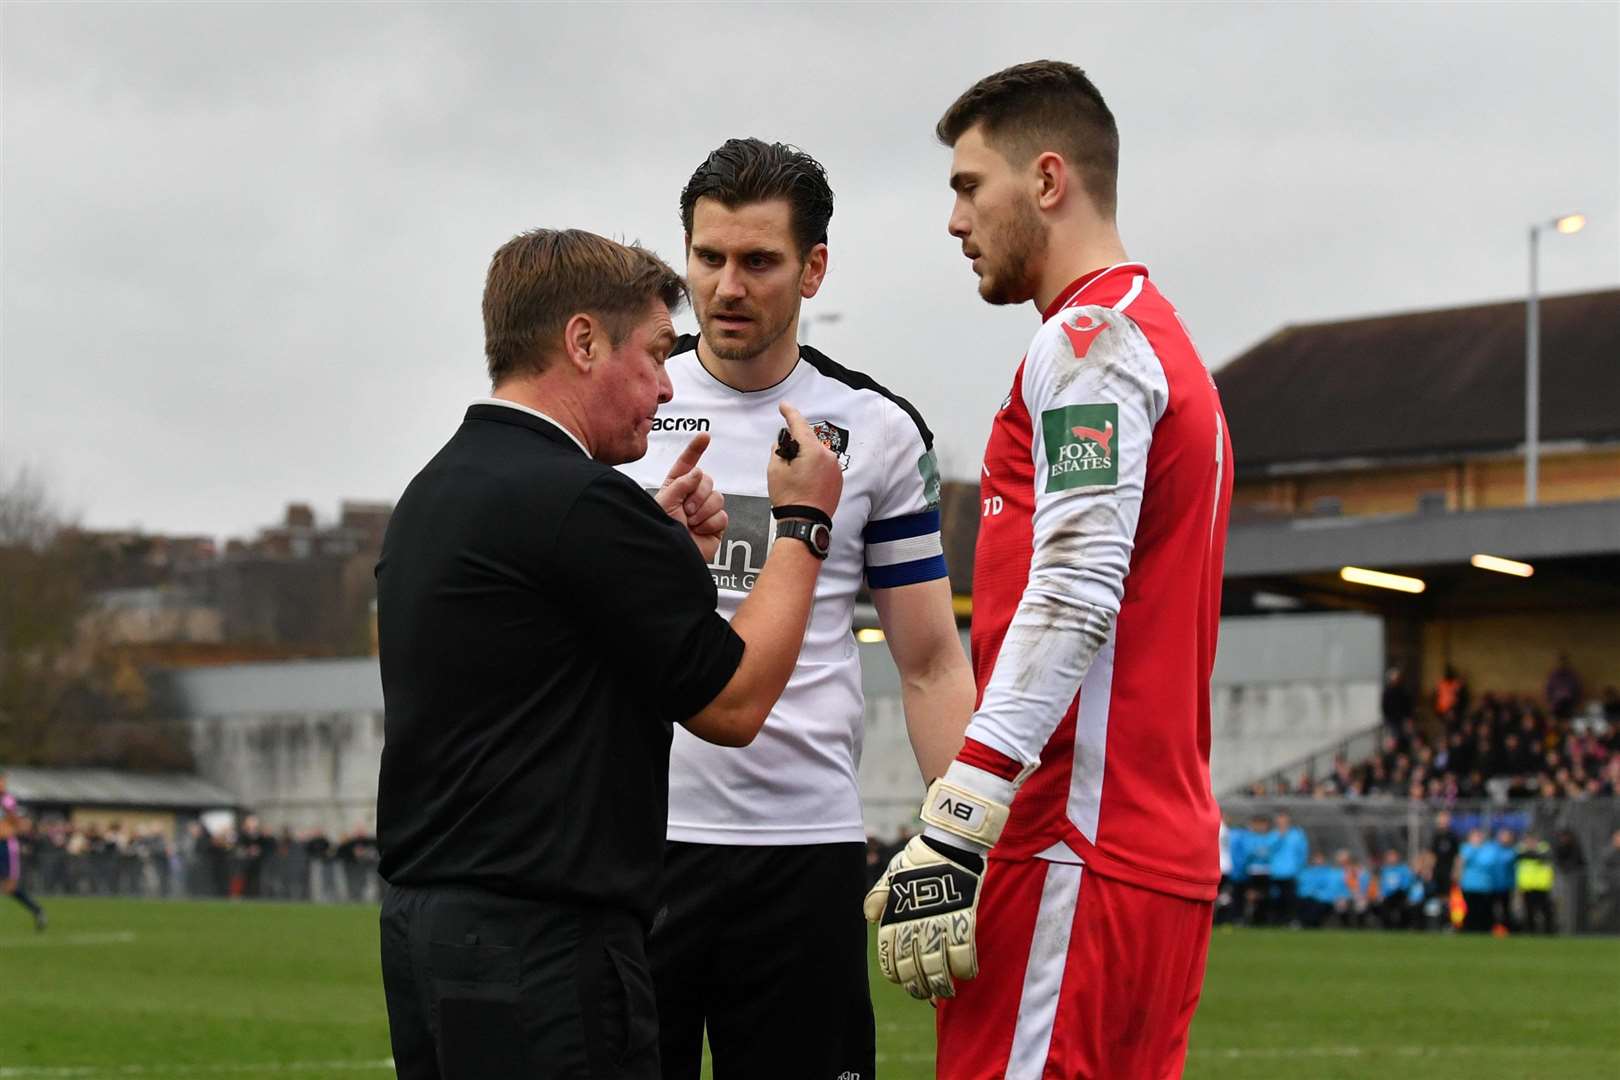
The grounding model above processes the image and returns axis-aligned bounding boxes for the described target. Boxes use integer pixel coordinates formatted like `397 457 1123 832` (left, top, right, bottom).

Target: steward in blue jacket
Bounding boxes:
1458 829 1496 932
1377 851 1416 928
1270 814 1309 926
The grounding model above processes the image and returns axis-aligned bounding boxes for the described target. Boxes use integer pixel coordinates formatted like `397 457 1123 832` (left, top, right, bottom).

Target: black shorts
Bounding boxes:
649 841 875 1080
380 883 658 1080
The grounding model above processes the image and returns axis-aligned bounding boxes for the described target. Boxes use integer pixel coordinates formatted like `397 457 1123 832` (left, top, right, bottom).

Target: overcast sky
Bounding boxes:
4 2 1617 541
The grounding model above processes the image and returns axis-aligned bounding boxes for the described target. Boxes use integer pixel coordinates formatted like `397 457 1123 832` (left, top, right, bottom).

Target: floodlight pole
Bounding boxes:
1526 224 1540 507
1525 213 1586 507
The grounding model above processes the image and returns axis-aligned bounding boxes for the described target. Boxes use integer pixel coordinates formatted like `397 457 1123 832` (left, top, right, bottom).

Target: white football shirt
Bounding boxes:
620 336 946 845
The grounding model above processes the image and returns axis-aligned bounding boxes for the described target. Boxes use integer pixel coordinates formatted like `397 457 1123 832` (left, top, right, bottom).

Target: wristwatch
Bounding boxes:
774 518 832 560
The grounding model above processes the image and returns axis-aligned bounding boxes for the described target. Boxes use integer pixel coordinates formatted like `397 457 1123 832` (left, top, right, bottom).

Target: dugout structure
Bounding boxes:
5 766 241 838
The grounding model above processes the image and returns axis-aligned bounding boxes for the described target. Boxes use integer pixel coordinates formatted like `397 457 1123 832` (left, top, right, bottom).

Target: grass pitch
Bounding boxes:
3 898 1616 1079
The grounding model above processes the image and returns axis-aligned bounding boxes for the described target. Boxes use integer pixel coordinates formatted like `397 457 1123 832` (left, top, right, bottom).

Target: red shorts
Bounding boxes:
935 859 1212 1080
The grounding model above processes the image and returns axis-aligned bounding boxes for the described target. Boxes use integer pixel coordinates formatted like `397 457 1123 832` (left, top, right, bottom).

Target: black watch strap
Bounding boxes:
771 504 833 528
774 518 832 560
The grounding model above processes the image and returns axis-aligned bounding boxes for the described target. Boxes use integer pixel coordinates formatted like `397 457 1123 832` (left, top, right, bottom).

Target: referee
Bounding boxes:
375 228 843 1079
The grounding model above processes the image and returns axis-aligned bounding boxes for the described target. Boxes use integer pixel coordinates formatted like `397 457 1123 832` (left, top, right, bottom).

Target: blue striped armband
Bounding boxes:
863 509 947 589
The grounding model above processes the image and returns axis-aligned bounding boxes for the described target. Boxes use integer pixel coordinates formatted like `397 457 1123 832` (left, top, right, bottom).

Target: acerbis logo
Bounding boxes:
890 873 964 914
651 416 710 432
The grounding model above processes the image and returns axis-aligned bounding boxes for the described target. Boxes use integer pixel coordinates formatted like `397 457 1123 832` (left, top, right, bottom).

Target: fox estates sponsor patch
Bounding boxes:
1042 403 1119 491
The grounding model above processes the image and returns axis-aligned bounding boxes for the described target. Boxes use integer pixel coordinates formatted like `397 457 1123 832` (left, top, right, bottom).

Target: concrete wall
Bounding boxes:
170 659 385 835
1209 612 1384 795
186 709 384 835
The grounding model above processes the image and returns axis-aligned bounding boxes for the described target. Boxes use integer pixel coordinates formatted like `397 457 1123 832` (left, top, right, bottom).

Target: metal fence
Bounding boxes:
19 841 384 904
19 799 1619 934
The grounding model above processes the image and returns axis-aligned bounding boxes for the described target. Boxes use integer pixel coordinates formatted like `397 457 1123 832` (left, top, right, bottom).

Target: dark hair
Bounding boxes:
482 228 686 385
936 60 1120 219
679 138 834 255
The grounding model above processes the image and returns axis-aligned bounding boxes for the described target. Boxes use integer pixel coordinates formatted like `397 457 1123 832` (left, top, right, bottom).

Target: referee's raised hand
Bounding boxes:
656 432 728 562
768 402 843 517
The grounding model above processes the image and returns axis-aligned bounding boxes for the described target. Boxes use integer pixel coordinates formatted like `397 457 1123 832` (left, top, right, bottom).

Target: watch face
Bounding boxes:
777 519 831 559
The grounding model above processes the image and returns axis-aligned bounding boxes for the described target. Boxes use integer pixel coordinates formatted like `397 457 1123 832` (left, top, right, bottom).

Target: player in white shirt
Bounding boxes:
621 138 976 1080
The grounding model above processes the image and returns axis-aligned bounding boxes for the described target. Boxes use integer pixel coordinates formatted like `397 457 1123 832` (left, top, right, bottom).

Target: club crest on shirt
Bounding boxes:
810 420 852 471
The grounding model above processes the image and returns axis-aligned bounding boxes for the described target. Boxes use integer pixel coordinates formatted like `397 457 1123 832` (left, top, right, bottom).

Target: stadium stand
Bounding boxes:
1247 675 1620 802
1215 289 1620 781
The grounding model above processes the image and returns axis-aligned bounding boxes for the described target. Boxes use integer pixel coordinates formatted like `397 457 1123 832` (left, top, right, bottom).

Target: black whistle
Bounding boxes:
775 428 800 461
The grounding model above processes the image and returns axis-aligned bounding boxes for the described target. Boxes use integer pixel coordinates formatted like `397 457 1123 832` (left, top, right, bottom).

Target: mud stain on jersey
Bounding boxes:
1004 509 1120 697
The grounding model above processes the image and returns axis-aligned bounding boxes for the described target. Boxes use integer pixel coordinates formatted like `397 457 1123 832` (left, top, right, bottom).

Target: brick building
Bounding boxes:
1214 288 1620 703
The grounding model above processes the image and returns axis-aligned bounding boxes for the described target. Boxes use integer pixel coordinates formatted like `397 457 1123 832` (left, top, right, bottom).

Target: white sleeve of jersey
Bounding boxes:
863 401 947 590
963 303 1170 766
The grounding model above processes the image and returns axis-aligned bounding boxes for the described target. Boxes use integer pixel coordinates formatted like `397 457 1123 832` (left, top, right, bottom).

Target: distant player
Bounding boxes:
1 771 48 932
623 138 977 1080
865 61 1233 1078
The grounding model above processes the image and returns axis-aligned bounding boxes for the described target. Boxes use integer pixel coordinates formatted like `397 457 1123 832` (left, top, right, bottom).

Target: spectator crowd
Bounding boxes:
1250 655 1620 802
1219 809 1620 934
12 816 382 903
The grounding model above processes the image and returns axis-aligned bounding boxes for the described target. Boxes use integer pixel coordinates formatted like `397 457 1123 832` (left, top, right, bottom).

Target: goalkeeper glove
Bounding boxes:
862 760 1017 1000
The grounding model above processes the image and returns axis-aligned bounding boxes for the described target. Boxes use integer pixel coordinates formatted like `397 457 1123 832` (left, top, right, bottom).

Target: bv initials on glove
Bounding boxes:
862 761 1016 1000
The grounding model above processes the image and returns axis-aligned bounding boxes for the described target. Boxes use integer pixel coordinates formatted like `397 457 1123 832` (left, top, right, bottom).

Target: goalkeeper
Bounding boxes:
866 61 1233 1079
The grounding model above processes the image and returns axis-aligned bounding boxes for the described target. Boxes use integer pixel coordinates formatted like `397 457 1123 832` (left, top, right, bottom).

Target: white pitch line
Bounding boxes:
0 1061 394 1079
877 1044 1595 1065
0 931 137 949
1203 1045 1591 1059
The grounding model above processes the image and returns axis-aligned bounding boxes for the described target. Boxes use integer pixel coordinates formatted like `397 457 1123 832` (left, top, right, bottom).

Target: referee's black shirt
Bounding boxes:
375 403 744 920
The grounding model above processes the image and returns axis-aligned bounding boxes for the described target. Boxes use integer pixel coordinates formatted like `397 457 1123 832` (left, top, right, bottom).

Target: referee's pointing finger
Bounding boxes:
664 432 711 485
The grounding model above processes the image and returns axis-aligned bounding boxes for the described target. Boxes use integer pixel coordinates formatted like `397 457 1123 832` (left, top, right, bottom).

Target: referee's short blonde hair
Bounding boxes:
483 228 686 385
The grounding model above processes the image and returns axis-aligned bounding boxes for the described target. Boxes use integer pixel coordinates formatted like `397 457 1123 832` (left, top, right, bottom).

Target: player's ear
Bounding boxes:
1033 151 1066 211
799 243 829 300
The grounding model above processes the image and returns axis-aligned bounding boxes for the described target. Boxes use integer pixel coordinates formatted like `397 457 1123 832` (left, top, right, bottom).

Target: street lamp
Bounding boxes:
1526 212 1586 506
800 311 843 345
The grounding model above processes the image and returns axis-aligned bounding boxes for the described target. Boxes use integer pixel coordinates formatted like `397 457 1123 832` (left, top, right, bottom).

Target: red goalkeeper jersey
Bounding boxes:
966 262 1233 901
